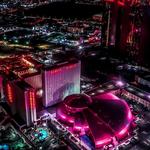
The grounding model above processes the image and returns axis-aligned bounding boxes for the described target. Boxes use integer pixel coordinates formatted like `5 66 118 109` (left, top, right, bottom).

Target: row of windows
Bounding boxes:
122 90 150 108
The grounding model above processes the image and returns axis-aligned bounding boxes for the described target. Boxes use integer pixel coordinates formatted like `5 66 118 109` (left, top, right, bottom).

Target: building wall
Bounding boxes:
121 89 150 109
12 82 37 126
25 74 42 90
135 75 150 88
13 83 27 122
4 81 16 114
43 61 81 107
25 89 37 126
0 75 4 99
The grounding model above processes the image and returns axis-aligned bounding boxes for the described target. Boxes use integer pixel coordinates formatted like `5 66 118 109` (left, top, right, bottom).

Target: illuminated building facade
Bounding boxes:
1 55 81 125
4 81 16 115
0 75 4 99
25 74 42 91
12 81 37 126
121 85 150 109
105 0 150 66
4 80 37 126
42 60 81 107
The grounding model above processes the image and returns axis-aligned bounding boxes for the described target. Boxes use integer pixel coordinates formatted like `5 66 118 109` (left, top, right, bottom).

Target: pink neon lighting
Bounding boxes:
117 124 129 138
57 93 134 148
105 0 125 6
61 115 66 119
57 106 74 124
116 81 124 87
50 64 77 74
96 138 112 146
128 109 132 120
66 64 77 70
94 92 120 100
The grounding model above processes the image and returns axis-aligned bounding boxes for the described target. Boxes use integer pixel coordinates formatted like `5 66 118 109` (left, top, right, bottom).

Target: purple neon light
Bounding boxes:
57 93 134 148
96 138 112 146
116 81 124 87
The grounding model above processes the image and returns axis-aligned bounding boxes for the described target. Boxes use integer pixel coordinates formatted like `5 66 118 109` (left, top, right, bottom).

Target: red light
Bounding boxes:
66 64 77 70
50 64 77 74
96 138 112 146
29 91 36 109
105 0 115 2
7 84 13 103
105 0 125 6
118 1 125 6
117 125 129 137
22 58 34 67
51 68 62 74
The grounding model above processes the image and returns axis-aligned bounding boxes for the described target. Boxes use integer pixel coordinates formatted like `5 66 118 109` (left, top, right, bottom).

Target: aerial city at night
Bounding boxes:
0 0 150 150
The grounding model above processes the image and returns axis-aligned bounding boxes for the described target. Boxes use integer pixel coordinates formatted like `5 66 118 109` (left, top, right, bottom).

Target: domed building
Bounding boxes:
57 93 134 149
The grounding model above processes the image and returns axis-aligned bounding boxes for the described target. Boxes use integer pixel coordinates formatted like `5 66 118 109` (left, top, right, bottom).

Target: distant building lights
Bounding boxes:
3 36 7 40
14 39 18 43
25 41 29 45
79 46 83 50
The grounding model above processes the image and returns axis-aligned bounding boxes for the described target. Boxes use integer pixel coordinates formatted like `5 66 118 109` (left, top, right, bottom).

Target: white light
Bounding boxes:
127 87 134 91
97 89 104 93
36 89 43 98
43 123 47 127
138 92 144 97
91 92 95 95
79 46 83 50
81 85 86 88
44 113 49 116
116 81 124 87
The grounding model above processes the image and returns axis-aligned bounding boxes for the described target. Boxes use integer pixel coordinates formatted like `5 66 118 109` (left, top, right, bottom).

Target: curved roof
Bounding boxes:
56 93 133 148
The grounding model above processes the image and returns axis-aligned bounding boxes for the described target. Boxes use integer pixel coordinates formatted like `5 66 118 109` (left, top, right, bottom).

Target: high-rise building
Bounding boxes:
42 59 81 107
1 55 81 125
13 81 37 126
107 0 150 66
4 80 16 115
4 80 37 126
0 75 4 99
